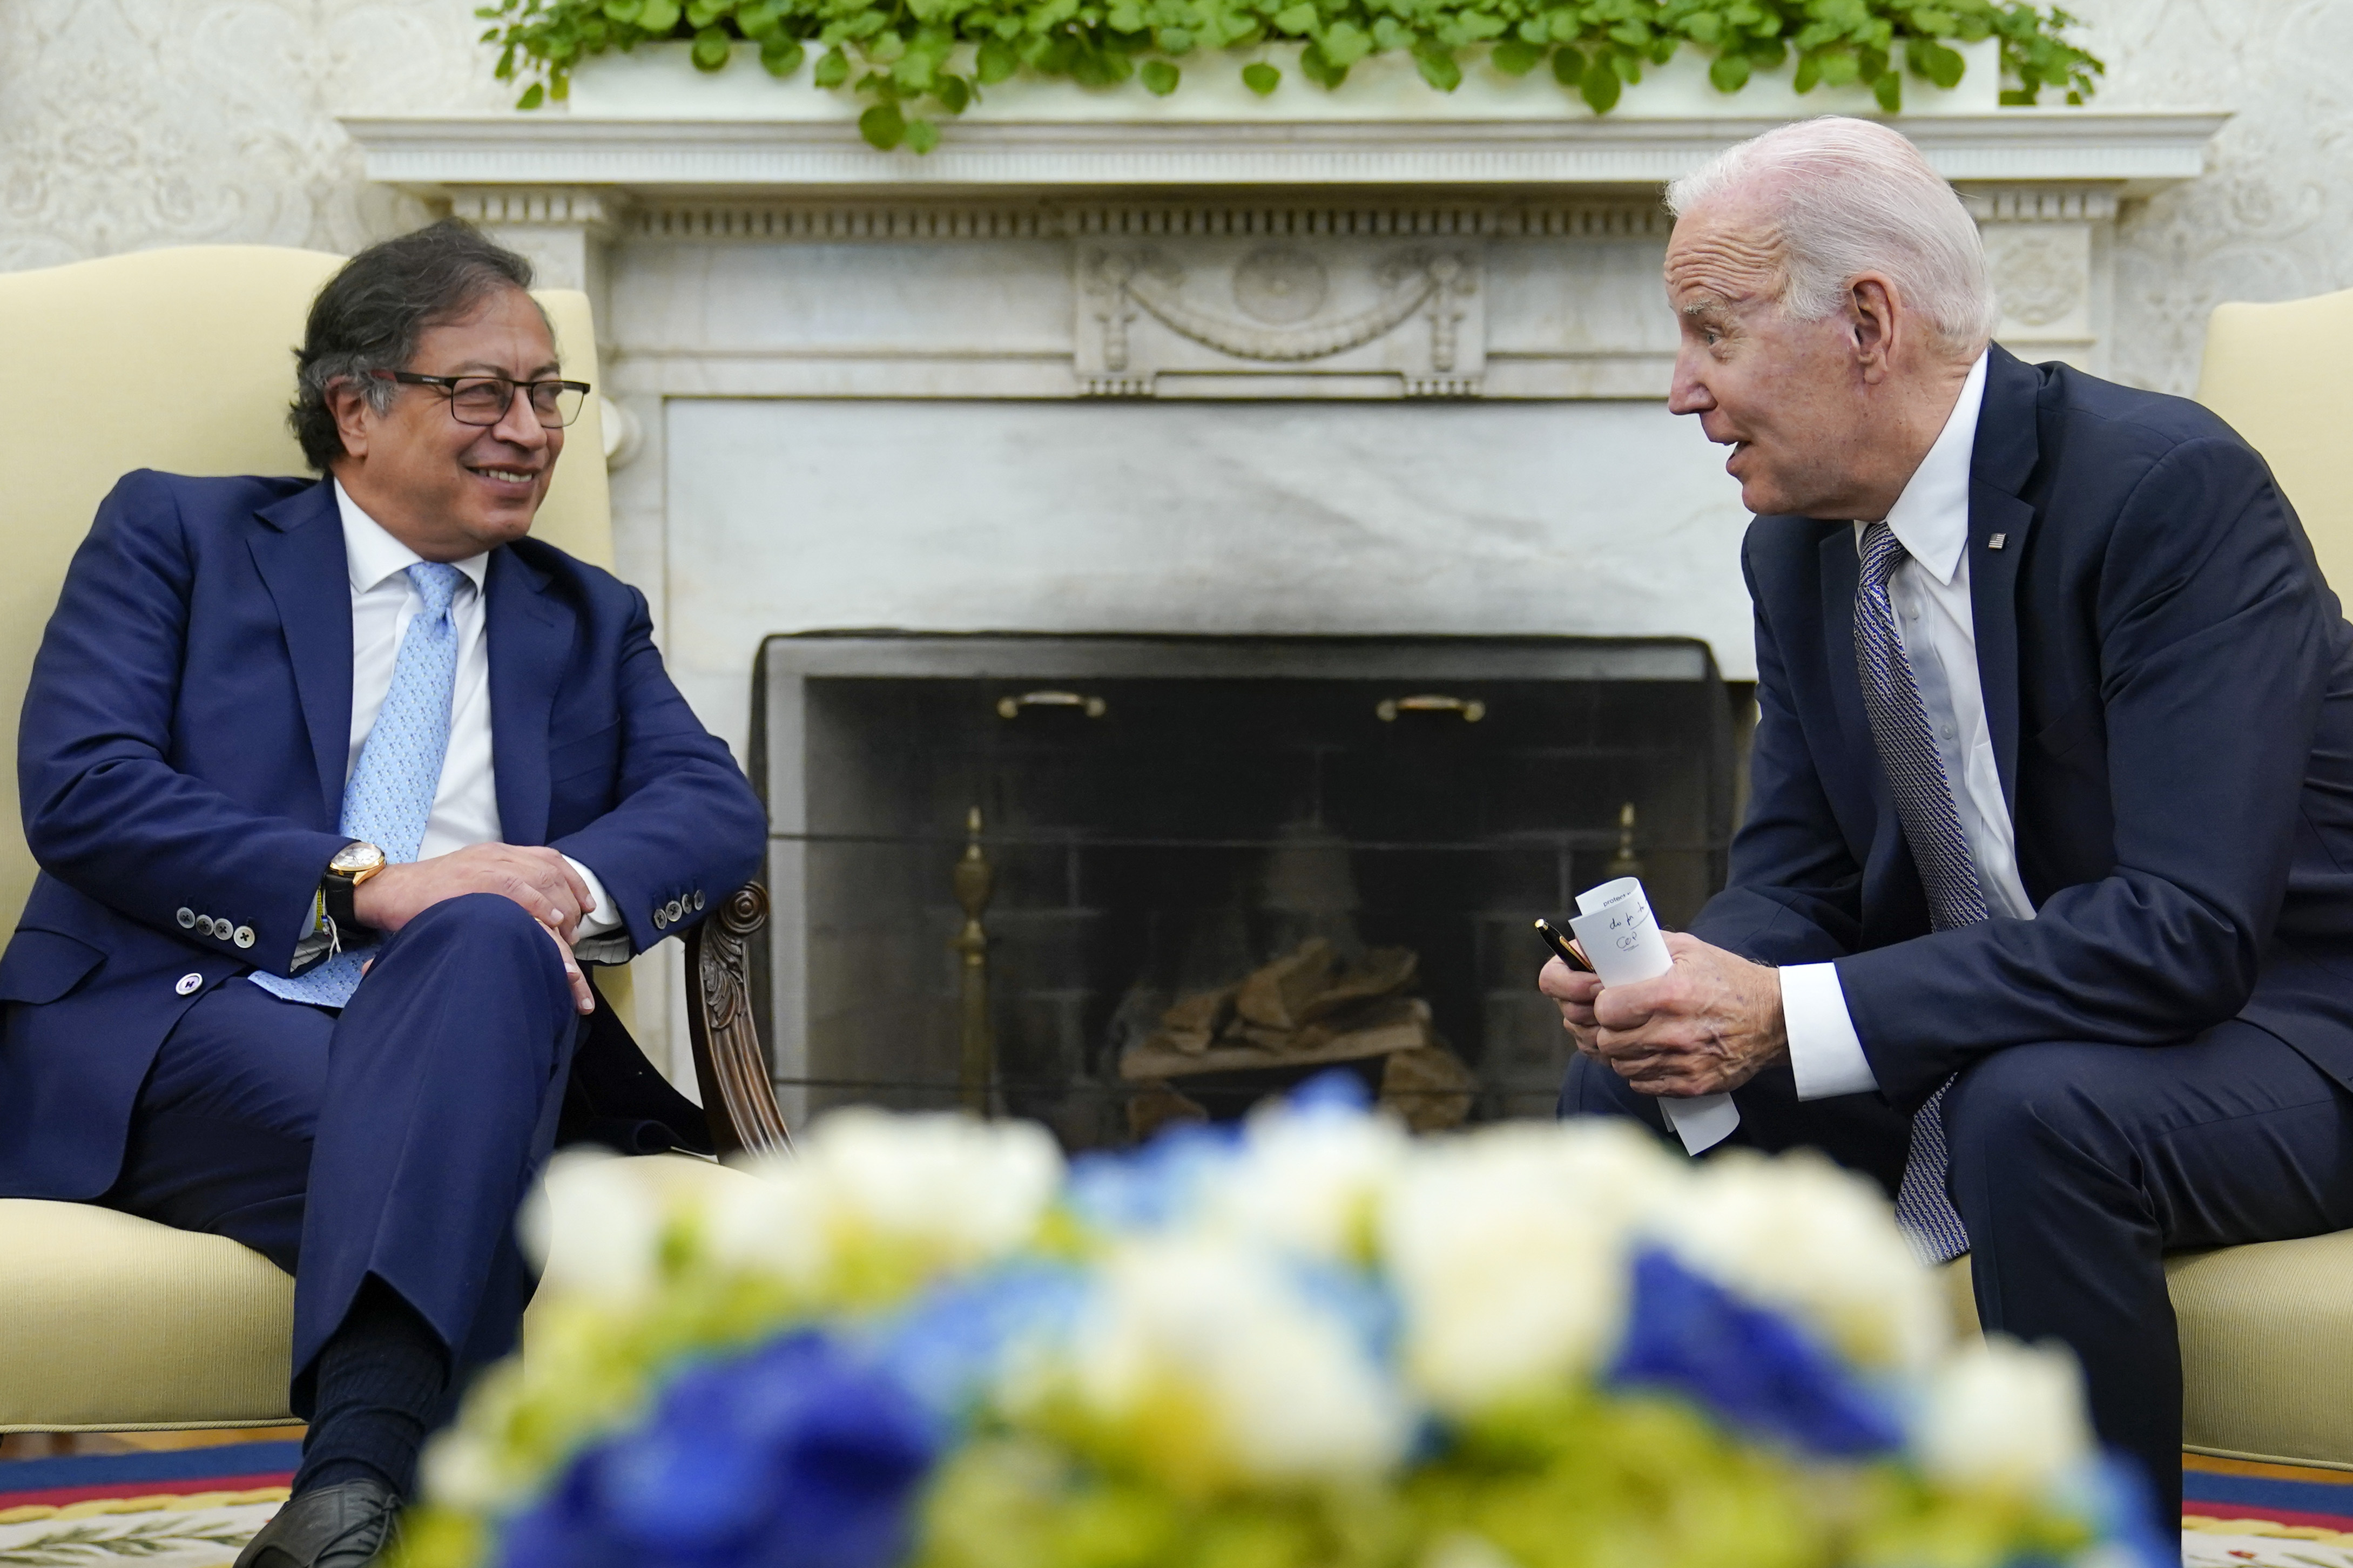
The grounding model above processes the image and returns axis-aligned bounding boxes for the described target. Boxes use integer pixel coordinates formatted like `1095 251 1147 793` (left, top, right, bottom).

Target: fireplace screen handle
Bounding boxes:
1377 694 1487 723
996 691 1108 719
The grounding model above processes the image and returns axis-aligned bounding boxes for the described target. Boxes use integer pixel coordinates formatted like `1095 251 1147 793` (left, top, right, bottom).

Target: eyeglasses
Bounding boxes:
370 370 592 429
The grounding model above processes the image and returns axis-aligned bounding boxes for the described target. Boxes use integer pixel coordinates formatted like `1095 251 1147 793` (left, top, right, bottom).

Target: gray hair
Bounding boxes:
1665 117 1997 357
289 219 541 471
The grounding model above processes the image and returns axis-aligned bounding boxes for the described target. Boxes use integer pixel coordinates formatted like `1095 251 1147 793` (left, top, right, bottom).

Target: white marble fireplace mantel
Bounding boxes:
333 102 2229 699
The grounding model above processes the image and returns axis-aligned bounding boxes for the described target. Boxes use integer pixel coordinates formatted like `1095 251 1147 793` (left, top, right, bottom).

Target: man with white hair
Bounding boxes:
1542 116 2353 1525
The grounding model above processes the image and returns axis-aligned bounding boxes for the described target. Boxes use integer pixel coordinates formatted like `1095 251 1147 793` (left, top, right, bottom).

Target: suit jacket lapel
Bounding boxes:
1967 346 2045 814
250 481 352 823
487 547 570 848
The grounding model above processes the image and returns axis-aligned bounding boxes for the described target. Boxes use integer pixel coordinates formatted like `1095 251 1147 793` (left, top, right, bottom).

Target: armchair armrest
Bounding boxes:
684 883 793 1158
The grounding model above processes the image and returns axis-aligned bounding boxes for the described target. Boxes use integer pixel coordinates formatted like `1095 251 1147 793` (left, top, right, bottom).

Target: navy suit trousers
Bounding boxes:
1563 1027 2353 1530
103 894 586 1412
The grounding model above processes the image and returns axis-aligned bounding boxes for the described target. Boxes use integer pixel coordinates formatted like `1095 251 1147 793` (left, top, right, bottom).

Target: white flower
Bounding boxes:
1379 1119 1678 1414
518 1149 665 1303
1648 1148 1948 1373
1912 1334 2093 1493
1196 1096 1412 1260
807 1108 1065 1264
1071 1234 1414 1483
708 1111 1064 1285
702 1153 832 1286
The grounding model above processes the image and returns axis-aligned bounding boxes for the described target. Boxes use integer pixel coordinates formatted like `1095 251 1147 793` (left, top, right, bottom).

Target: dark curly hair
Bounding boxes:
289 219 541 471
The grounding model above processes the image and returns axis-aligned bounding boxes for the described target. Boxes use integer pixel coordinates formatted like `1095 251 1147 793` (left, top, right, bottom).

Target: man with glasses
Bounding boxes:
0 220 765 1567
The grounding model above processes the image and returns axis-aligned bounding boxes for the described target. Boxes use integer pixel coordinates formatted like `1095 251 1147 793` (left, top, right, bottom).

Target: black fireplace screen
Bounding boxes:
753 634 1738 1150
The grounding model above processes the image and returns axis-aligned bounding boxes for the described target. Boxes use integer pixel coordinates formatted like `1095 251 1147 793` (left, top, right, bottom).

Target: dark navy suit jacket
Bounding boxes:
0 471 768 1198
1689 345 2353 1107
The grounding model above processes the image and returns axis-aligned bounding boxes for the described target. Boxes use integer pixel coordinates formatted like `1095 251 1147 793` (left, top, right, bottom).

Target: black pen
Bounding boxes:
1533 918 1595 974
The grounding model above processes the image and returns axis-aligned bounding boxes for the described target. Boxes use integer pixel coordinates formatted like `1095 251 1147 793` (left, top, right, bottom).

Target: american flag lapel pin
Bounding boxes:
1988 533 2007 550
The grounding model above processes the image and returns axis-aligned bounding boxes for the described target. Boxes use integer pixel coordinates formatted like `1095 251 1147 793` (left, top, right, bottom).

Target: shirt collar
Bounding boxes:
1860 351 1989 587
332 479 490 597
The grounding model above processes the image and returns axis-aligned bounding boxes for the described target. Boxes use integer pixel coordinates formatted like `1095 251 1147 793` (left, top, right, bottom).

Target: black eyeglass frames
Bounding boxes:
370 370 592 429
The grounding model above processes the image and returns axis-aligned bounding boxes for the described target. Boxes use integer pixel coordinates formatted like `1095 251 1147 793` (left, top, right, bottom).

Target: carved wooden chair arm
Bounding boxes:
683 882 793 1158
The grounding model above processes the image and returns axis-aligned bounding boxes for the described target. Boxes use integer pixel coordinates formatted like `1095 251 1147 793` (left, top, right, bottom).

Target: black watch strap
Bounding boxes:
322 868 361 933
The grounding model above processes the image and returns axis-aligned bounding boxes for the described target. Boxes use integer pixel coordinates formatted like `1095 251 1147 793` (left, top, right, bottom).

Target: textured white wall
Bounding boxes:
3 0 2349 393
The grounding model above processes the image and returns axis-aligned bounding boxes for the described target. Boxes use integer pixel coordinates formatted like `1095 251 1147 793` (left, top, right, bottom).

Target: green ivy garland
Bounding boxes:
478 0 2102 153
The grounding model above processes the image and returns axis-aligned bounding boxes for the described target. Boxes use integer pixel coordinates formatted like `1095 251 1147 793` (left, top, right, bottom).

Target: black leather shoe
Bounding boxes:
234 1478 403 1568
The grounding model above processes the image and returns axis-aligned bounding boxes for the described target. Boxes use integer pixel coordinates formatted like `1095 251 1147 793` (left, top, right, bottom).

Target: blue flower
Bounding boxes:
498 1330 941 1568
1607 1246 1904 1458
1065 1119 1239 1234
872 1262 1090 1424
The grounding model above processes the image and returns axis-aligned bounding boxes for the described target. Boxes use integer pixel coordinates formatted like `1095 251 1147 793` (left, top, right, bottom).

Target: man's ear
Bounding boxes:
1848 275 1898 383
325 379 373 463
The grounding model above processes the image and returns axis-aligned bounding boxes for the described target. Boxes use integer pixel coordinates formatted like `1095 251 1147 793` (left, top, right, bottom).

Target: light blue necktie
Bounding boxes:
255 562 467 1009
1854 523 1984 1265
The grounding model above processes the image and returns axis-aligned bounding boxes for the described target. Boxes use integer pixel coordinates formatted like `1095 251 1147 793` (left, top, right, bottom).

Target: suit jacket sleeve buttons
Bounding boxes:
176 907 196 929
233 925 255 949
693 890 706 911
653 906 670 930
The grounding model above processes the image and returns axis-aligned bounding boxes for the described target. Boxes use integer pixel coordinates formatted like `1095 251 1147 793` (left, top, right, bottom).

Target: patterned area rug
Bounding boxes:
0 1442 294 1567
2183 1455 2353 1568
3 1440 2350 1566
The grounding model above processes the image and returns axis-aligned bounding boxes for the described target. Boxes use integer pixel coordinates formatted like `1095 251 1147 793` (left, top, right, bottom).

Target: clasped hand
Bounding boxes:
1537 931 1788 1096
352 842 596 1015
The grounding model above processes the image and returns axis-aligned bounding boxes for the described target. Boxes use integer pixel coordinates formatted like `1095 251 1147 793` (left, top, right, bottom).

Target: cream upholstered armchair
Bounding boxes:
0 246 786 1434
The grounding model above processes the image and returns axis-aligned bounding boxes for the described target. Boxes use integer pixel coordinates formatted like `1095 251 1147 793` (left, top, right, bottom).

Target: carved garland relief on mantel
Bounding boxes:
1079 242 1484 398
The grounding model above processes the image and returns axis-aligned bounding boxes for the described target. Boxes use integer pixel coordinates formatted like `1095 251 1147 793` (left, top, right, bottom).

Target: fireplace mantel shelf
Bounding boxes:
344 110 2226 195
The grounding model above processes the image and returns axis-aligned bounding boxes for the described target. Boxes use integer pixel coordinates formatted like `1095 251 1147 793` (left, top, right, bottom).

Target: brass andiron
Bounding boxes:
951 806 995 1114
1605 802 1645 880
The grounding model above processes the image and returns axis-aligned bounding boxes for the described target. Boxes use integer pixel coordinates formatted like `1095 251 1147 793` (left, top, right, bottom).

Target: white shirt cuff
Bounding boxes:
565 855 622 939
1780 962 1879 1099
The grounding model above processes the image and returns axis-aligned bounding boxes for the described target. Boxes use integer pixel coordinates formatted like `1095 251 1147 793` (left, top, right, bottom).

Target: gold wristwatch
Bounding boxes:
322 840 387 931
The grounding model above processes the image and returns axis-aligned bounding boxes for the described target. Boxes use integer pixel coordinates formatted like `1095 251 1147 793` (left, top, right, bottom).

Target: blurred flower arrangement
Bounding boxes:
396 1079 2166 1568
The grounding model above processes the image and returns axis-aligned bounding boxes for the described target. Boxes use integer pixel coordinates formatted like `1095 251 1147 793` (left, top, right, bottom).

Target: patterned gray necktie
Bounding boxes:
254 562 467 1009
1853 522 1981 1264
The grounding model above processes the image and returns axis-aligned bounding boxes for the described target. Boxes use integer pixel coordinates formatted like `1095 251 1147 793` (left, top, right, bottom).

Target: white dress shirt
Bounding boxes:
327 481 617 936
1782 353 2037 1098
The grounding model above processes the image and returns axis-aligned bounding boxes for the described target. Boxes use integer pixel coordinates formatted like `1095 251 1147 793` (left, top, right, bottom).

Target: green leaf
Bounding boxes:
1792 50 1819 91
1140 57 1180 92
691 25 731 67
1492 37 1542 73
935 71 972 110
1242 59 1281 92
685 0 730 26
1411 38 1461 90
1579 57 1619 109
517 80 547 108
637 0 680 31
814 43 850 84
603 0 644 21
760 36 805 73
1550 42 1585 86
1320 21 1370 64
1707 50 1749 92
1872 67 1901 110
1370 16 1412 50
859 100 907 147
1273 3 1316 32
1298 40 1341 85
905 116 941 152
1917 38 1964 87
1153 26 1192 51
976 37 1019 80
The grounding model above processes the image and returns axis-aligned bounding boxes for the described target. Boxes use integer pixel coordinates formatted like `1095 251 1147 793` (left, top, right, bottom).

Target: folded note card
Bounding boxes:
1569 876 1741 1155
